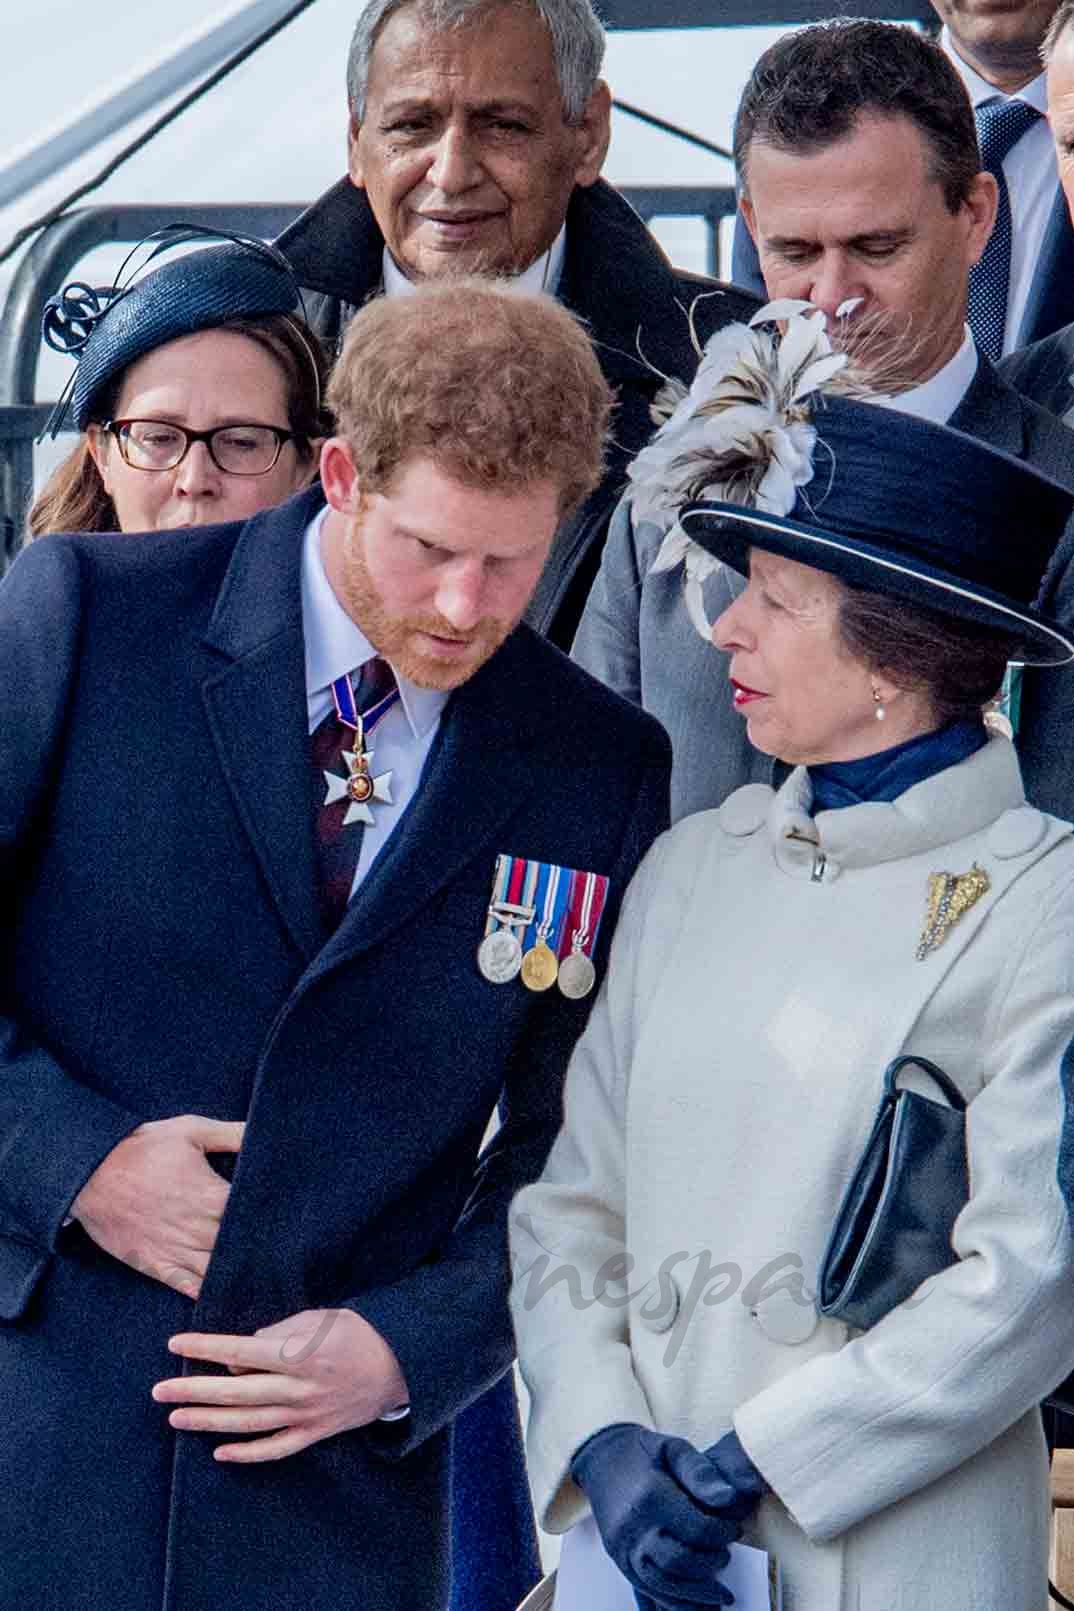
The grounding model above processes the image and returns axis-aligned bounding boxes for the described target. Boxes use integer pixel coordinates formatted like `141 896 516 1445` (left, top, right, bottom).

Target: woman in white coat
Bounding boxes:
511 310 1074 1611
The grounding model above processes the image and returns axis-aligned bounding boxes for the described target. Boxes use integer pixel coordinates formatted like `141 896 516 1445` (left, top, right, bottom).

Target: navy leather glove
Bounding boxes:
571 1423 742 1609
701 1430 768 1524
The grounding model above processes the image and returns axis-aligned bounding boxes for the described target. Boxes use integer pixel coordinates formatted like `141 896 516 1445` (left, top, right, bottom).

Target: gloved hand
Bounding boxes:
701 1430 768 1524
570 1423 742 1609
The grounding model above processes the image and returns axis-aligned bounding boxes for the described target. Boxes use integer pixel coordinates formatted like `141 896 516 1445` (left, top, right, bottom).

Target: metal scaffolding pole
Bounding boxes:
0 0 308 212
600 0 933 25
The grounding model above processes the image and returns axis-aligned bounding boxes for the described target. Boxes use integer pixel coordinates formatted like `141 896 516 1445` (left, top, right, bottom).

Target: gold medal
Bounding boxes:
521 941 559 993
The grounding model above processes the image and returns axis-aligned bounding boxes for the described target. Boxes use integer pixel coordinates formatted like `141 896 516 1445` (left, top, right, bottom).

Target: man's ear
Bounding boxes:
964 169 999 269
572 81 612 188
320 438 362 513
348 113 365 189
739 193 759 247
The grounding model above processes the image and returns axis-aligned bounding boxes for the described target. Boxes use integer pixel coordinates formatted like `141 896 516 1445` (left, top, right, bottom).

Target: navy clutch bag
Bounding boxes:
817 1055 967 1332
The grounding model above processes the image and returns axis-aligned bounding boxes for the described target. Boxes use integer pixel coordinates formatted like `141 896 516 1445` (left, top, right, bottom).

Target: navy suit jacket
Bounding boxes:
0 485 670 1611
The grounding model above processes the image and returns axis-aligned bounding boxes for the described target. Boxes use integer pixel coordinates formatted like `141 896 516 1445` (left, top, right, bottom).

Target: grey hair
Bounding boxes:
1043 1 1074 61
346 0 606 124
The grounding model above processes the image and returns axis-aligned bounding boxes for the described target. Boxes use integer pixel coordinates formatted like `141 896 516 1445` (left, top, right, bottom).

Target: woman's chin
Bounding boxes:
743 715 782 759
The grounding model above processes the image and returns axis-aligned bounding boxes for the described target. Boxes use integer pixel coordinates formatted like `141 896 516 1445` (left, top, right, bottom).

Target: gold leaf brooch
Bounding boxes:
916 864 991 961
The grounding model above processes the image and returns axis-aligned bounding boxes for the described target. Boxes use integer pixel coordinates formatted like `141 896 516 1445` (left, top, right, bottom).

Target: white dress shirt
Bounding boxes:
382 223 567 299
301 505 447 895
943 29 1056 355
872 324 978 424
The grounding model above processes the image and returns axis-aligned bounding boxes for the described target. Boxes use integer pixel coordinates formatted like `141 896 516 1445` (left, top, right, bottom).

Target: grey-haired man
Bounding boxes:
277 0 758 649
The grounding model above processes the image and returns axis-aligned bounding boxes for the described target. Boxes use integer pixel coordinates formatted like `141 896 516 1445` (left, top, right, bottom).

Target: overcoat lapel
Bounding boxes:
948 356 1027 457
200 487 325 962
1018 188 1074 351
312 628 559 970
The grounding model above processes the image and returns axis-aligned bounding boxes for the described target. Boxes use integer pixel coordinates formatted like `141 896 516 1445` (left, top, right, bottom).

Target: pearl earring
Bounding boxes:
872 686 886 722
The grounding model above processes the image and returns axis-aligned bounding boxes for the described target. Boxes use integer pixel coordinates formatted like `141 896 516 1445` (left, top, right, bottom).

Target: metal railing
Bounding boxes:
0 187 736 569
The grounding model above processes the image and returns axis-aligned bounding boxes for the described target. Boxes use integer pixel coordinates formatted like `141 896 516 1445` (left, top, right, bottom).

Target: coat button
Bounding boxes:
987 806 1046 859
750 1286 820 1345
718 784 772 838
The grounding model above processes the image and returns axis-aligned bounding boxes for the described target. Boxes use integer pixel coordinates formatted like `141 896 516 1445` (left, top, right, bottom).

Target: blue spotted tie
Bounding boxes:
966 97 1040 361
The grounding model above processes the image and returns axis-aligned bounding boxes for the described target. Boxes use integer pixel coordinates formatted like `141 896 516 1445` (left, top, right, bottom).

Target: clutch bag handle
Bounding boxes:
882 1054 966 1112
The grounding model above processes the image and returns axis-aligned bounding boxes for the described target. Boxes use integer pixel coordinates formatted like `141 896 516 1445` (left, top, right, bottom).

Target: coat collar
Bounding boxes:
768 735 1026 876
199 485 325 960
198 483 563 965
277 174 729 388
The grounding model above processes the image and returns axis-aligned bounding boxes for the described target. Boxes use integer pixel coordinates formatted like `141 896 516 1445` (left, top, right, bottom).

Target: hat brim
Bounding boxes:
680 500 1074 668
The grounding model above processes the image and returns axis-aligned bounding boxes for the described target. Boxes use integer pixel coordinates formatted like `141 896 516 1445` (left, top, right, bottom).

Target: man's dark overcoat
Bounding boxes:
0 484 670 1611
276 178 759 646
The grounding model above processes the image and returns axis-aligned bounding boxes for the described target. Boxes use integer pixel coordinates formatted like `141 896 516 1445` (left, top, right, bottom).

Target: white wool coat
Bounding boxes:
512 738 1074 1610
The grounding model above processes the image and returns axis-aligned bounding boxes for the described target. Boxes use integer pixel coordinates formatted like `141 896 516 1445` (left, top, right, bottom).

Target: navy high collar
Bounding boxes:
808 721 989 813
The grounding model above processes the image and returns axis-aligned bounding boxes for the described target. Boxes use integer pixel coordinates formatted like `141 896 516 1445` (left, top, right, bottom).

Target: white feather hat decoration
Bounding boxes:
629 299 852 639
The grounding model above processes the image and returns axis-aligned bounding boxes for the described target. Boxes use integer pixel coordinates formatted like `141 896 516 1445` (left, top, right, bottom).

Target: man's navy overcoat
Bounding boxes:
0 486 670 1610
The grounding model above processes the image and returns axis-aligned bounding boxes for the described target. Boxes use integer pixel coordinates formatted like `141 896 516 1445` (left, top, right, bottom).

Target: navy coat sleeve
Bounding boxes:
355 735 671 1454
0 540 144 1270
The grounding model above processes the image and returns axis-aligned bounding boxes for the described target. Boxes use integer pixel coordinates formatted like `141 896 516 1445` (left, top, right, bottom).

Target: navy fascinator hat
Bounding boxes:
41 226 304 435
630 303 1074 668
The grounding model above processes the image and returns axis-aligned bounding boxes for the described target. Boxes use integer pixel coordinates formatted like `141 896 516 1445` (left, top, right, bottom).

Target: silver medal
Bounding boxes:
557 950 596 1000
477 928 524 984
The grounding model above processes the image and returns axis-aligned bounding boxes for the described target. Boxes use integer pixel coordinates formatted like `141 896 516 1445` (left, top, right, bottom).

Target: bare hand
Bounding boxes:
154 1308 409 1462
71 1114 244 1299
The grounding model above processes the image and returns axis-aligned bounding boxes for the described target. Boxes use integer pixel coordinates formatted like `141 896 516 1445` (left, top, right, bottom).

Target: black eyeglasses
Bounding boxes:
105 418 297 476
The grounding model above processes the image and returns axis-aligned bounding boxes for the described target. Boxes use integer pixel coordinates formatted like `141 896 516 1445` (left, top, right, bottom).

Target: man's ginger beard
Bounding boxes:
339 497 516 690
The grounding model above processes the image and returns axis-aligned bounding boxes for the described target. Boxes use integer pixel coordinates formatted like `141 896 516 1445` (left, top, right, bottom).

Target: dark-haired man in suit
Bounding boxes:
0 281 670 1611
733 2 1074 361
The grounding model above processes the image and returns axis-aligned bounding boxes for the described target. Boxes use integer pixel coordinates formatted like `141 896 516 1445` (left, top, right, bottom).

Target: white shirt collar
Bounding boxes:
300 505 447 740
941 26 1049 113
870 326 979 426
382 223 568 299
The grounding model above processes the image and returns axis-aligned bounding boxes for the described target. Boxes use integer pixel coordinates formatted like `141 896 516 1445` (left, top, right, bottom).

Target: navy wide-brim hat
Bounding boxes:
42 237 301 431
679 394 1074 667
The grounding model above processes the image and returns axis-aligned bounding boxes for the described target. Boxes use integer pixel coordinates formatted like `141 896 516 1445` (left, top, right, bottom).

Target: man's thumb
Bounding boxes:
188 1118 245 1154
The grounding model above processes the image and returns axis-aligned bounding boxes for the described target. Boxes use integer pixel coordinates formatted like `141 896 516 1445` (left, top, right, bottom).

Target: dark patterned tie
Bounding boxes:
311 656 398 932
966 98 1040 361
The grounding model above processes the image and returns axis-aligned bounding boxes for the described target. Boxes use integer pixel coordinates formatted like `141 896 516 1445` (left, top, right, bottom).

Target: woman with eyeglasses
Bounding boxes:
28 234 329 538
